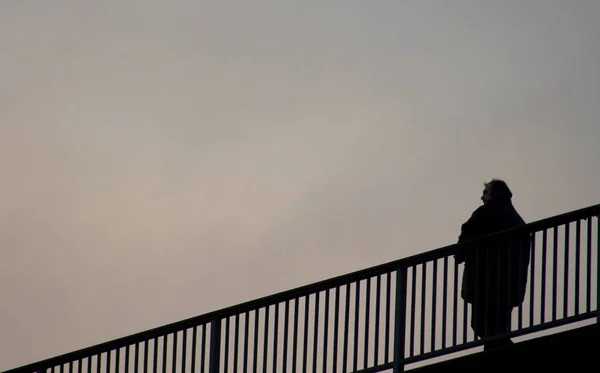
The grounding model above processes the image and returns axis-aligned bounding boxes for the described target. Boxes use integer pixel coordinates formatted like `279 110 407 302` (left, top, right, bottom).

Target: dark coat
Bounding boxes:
454 197 530 308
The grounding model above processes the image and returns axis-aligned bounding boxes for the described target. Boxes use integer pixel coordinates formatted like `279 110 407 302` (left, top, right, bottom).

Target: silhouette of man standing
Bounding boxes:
454 179 530 350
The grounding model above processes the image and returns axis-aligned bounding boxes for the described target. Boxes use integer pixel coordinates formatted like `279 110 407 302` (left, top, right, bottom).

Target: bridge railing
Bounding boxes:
4 204 599 373
397 204 599 369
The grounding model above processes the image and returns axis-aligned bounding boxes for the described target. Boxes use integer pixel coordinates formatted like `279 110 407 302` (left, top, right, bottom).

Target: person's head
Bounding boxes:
481 179 513 204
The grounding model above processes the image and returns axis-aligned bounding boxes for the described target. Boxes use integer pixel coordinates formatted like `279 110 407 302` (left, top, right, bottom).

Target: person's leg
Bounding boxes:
472 307 485 340
483 306 513 351
481 305 499 351
472 291 506 350
471 299 492 344
495 307 513 346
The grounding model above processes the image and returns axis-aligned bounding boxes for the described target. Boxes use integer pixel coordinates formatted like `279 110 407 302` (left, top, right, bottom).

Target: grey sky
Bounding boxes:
1 0 599 369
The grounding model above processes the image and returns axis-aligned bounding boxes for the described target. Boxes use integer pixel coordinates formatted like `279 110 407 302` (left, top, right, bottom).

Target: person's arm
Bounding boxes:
454 206 487 263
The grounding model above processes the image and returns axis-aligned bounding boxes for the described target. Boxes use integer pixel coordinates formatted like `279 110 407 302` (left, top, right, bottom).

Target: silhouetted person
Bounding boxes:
454 179 530 351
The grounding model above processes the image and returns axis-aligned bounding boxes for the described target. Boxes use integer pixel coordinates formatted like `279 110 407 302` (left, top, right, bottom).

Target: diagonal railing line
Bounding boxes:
3 203 600 373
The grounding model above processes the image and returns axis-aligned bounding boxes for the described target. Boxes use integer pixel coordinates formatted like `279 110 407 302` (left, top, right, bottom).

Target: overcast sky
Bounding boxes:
1 0 599 369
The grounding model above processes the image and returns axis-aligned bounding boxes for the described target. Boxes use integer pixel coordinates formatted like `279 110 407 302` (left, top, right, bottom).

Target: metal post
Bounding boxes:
209 318 222 373
393 265 408 373
596 215 599 324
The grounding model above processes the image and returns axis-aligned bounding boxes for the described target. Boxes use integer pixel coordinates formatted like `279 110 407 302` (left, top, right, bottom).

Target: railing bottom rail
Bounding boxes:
352 311 597 373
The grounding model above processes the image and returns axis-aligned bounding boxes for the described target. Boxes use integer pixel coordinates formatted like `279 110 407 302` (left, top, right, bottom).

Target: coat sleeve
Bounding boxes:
454 206 487 263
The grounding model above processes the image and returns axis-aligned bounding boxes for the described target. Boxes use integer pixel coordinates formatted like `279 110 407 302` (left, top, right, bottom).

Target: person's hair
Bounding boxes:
484 178 513 199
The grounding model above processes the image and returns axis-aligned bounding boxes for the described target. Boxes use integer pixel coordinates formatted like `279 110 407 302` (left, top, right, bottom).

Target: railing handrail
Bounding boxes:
5 203 600 372
402 203 600 266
